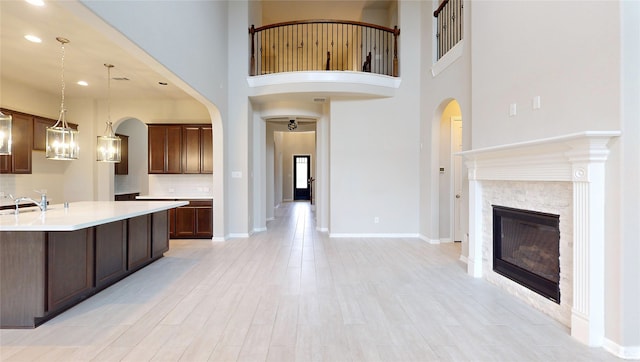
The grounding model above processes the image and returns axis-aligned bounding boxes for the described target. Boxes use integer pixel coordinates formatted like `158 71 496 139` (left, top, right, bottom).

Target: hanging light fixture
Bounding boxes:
96 64 121 162
46 37 79 160
0 110 12 155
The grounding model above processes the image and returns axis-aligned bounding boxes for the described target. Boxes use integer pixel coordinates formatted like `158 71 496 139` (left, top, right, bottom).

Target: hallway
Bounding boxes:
0 202 618 361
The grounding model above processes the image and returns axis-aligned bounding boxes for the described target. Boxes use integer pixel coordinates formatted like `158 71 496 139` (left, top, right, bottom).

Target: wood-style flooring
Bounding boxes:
0 202 620 361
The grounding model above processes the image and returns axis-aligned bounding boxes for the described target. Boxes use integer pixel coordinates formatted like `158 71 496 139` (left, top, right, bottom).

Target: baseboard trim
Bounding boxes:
211 236 226 242
316 227 329 232
253 227 267 233
227 233 250 238
439 238 453 243
603 338 640 359
419 234 440 244
459 254 468 264
329 233 420 238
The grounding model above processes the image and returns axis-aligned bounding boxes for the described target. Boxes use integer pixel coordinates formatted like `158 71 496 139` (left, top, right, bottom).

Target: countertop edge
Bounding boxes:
0 201 188 232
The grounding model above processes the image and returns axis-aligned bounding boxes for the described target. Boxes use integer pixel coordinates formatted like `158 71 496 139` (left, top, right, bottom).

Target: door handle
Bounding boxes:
455 194 461 199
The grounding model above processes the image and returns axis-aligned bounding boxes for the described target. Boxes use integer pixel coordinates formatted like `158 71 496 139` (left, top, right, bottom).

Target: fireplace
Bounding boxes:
492 205 560 303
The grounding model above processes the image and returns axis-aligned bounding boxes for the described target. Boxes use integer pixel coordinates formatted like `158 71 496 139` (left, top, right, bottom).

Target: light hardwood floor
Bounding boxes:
0 202 620 361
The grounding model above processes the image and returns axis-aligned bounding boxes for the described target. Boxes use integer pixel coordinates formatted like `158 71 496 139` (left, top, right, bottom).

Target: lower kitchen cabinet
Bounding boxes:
128 214 151 271
95 220 127 288
47 229 94 313
151 211 170 258
172 200 213 239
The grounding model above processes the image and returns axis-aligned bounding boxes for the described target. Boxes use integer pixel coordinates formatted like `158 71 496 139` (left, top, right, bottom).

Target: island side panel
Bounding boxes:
151 211 170 259
95 220 127 289
0 232 46 328
47 229 95 314
128 214 151 271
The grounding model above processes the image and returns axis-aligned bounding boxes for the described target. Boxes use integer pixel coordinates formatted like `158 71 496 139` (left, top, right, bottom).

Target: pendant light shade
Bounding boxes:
96 64 121 162
0 111 12 155
46 37 79 160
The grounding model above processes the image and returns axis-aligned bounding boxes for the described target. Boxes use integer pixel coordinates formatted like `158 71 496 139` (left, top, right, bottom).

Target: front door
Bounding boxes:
293 155 311 201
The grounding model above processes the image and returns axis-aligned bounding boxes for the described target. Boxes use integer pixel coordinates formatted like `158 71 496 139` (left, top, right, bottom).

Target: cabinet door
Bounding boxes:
201 126 213 174
182 126 201 174
114 134 129 175
95 220 127 288
128 214 151 271
166 125 182 173
151 211 170 258
148 126 166 174
47 229 94 313
169 208 177 238
195 206 213 237
0 111 32 174
175 206 196 238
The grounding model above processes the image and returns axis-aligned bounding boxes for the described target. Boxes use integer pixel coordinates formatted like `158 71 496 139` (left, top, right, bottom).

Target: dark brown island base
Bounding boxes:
0 200 186 328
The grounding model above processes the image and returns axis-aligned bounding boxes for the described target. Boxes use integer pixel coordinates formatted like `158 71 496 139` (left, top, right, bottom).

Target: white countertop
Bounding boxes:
0 200 188 232
136 195 213 200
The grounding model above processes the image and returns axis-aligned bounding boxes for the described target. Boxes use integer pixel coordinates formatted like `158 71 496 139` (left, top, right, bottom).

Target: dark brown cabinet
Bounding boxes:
95 220 127 288
0 110 32 174
32 116 78 152
0 210 172 328
114 192 139 201
47 229 94 313
148 124 212 174
127 214 151 271
114 133 129 175
151 211 170 258
172 200 213 239
183 125 213 174
148 125 182 174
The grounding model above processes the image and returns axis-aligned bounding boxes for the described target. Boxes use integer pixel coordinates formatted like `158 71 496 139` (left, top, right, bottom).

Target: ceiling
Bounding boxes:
0 0 394 103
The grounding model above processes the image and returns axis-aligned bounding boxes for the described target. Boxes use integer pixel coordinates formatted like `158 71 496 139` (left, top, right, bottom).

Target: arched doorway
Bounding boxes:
437 99 463 242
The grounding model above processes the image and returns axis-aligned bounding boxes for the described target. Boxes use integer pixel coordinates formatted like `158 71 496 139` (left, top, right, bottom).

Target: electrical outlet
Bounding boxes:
374 217 379 224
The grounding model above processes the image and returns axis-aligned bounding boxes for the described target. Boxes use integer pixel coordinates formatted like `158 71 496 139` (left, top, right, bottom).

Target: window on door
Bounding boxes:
293 155 310 201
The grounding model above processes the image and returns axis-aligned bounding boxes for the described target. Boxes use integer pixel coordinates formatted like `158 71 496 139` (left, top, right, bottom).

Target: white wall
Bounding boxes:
419 1 471 250
618 0 640 351
114 118 148 196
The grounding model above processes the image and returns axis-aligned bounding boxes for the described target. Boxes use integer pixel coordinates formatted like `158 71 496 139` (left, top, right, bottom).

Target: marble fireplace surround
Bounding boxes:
459 131 620 348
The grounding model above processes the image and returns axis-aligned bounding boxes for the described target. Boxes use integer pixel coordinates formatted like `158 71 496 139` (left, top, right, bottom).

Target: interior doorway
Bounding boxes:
437 99 462 243
293 155 311 201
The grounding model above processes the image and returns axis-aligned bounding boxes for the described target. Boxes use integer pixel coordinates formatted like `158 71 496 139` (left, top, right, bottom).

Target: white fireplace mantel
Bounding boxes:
458 131 621 347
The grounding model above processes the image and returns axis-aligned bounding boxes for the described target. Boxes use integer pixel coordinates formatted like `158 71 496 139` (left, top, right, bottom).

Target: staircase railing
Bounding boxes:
434 0 463 60
249 20 400 77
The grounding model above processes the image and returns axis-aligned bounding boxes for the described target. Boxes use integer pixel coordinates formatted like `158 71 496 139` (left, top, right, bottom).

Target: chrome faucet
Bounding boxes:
14 191 47 213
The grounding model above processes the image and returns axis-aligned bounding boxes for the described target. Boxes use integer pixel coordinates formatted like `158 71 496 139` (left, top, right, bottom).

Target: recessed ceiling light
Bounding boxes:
77 81 88 87
24 34 42 43
25 0 45 6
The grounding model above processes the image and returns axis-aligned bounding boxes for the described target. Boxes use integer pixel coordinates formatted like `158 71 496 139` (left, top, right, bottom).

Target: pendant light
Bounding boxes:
96 64 121 162
0 110 12 155
46 37 79 160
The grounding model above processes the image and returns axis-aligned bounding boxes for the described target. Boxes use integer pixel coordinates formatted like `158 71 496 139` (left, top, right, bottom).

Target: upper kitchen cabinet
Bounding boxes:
0 110 32 174
148 124 212 174
183 125 213 174
148 124 182 174
114 134 129 175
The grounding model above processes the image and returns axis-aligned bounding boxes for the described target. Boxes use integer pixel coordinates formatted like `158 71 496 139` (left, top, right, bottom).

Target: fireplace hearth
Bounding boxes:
493 205 560 303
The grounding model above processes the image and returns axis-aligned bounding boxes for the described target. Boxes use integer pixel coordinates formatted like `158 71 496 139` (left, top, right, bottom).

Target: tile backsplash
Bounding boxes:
148 174 213 197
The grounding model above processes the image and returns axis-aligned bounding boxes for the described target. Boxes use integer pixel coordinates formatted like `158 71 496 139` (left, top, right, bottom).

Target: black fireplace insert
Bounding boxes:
493 205 561 303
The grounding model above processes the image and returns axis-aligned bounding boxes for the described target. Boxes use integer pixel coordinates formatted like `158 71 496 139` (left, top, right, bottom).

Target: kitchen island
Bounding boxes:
0 200 187 328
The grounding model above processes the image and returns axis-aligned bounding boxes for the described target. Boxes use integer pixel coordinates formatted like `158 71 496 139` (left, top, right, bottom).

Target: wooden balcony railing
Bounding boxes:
249 20 400 77
434 0 463 60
